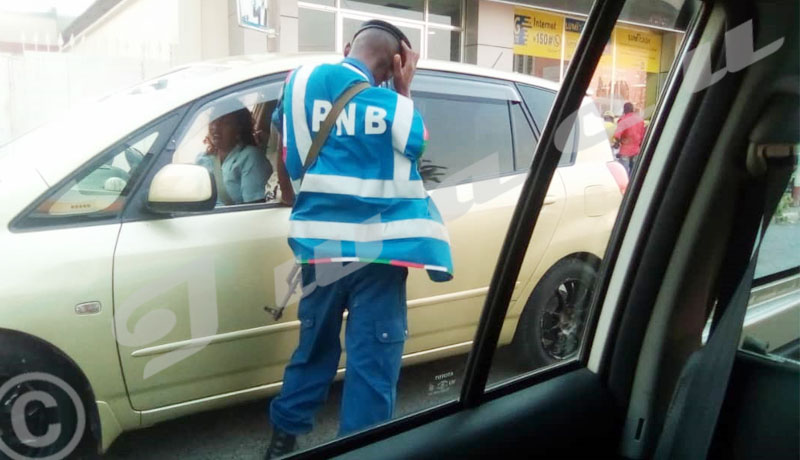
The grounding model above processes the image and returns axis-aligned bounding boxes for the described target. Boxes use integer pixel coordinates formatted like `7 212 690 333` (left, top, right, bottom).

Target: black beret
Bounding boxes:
353 19 412 48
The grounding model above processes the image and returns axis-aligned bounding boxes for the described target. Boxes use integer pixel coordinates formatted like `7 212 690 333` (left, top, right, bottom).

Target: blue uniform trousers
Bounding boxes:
269 263 408 436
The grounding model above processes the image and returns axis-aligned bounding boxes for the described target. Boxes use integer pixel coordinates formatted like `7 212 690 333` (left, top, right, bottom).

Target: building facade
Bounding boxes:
0 0 687 144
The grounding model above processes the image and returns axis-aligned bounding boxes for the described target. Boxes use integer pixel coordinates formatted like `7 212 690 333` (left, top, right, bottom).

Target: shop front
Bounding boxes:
511 4 684 116
296 0 464 62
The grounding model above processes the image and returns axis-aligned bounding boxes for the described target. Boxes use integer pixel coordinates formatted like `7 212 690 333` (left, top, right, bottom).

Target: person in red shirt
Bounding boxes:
613 102 646 174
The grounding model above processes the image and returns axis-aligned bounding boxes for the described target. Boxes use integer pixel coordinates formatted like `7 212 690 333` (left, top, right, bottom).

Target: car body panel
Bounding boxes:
0 222 141 448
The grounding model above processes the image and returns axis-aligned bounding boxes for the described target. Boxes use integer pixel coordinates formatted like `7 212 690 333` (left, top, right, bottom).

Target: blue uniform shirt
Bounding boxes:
279 58 453 281
196 143 271 204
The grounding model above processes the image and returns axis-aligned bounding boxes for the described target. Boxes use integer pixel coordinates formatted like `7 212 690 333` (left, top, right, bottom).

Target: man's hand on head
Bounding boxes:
393 41 419 98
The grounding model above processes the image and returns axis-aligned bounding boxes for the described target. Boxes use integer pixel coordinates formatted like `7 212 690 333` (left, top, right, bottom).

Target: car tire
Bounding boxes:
0 334 93 460
513 258 598 369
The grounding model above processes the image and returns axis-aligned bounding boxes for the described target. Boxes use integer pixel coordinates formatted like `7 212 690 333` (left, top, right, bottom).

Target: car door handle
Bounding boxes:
543 195 557 205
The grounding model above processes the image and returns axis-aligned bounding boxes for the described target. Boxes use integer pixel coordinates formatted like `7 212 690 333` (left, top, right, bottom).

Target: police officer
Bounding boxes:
265 20 453 458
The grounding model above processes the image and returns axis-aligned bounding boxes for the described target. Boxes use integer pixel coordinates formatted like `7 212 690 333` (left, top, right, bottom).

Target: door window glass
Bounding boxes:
755 160 800 279
486 2 691 390
741 156 800 356
512 103 537 170
21 119 171 224
411 75 517 188
171 80 282 207
517 84 556 132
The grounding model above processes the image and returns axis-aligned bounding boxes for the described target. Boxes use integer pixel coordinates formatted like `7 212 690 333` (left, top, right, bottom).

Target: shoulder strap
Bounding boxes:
302 82 371 177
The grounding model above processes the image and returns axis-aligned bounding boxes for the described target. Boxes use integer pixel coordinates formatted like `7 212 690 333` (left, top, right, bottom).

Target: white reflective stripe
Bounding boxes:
342 63 370 82
291 179 301 195
300 173 427 199
290 218 450 243
292 65 316 165
282 114 287 147
392 94 414 181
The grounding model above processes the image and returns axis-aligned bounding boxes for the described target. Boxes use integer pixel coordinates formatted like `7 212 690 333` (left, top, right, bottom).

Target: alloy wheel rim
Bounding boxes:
0 377 53 452
539 278 592 360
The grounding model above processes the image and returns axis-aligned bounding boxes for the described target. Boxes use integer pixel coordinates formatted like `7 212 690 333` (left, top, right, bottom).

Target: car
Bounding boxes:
0 53 626 455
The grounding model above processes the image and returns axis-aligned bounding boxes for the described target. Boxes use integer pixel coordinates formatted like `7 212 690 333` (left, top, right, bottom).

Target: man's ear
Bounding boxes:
344 43 351 57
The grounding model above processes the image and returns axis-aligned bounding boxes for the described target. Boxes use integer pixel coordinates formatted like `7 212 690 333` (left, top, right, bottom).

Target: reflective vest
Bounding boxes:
281 59 453 281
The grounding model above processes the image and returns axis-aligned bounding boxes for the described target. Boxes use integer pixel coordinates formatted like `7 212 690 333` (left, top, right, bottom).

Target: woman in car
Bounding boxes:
196 104 272 205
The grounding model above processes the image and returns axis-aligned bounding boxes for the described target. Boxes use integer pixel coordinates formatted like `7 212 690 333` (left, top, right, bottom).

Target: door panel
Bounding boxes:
337 369 619 459
404 172 566 354
113 207 295 410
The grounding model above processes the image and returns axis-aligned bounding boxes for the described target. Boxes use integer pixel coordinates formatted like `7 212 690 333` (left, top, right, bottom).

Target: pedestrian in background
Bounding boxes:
264 20 453 459
613 102 646 174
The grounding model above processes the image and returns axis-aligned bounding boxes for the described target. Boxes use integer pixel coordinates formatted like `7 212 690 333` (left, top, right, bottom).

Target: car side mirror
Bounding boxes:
147 164 217 213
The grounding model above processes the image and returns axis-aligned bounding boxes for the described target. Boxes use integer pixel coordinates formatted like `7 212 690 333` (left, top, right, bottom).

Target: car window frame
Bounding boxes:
515 83 580 168
8 111 185 233
411 69 527 189
122 72 290 223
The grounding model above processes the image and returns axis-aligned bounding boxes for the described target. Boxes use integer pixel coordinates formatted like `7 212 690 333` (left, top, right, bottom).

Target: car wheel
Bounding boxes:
513 258 598 369
0 335 91 460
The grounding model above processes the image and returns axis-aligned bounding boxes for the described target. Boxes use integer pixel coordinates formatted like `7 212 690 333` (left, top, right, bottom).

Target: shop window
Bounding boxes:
342 17 422 53
427 28 460 61
341 0 424 21
429 0 463 26
299 8 336 52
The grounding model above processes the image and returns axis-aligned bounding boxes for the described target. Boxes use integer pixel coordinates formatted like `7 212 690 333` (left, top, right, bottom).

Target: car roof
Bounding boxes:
1 54 563 185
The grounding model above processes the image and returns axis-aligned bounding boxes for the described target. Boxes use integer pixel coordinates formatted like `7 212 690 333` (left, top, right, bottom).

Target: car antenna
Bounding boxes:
491 51 504 69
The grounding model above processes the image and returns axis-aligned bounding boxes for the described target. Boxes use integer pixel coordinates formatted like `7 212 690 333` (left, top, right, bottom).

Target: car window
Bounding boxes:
512 102 538 170
755 160 800 280
739 156 800 356
484 8 689 389
411 75 517 188
517 84 581 168
17 118 173 226
171 80 282 207
517 84 556 131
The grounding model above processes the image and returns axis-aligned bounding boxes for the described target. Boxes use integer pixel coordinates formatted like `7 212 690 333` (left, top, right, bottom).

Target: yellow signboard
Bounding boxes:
513 8 563 59
563 17 613 66
615 27 662 73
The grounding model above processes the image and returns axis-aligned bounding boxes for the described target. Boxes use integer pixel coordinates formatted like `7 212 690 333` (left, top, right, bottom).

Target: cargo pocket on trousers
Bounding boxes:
375 319 408 344
293 315 316 364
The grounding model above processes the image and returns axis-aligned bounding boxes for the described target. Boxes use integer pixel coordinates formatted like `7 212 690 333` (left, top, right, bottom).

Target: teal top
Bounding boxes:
196 144 272 204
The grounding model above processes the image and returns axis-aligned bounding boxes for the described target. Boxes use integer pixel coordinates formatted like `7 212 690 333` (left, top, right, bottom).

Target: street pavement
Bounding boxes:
104 347 521 460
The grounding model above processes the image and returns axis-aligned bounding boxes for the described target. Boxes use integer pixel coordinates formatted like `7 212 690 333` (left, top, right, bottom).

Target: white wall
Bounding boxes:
465 0 513 72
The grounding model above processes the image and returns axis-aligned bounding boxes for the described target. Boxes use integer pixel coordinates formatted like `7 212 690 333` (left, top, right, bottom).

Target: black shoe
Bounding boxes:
265 428 297 459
